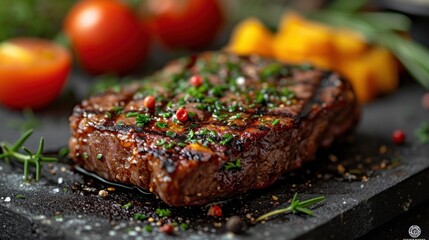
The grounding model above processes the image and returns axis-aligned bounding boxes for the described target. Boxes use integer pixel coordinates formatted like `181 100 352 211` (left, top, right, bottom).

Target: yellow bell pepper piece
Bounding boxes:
226 18 274 57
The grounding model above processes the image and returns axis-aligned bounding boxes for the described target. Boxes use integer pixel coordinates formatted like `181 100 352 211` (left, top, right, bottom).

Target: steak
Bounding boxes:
69 52 359 206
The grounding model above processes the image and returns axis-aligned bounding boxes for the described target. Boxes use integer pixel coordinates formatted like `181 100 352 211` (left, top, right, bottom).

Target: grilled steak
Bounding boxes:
69 52 359 206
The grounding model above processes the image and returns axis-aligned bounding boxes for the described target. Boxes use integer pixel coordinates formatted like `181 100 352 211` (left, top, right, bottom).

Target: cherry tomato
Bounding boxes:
392 130 406 145
143 95 156 108
0 38 71 109
159 224 175 235
189 75 203 87
176 108 189 122
65 0 150 74
142 0 224 49
208 205 223 217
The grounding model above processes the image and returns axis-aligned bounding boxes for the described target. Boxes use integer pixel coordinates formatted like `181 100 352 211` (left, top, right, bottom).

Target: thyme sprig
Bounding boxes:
0 129 57 181
255 193 326 222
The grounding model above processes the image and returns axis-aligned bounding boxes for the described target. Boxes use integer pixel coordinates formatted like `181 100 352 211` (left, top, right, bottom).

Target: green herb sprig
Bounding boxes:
156 208 171 217
224 159 241 170
415 121 429 144
255 193 326 222
0 129 57 181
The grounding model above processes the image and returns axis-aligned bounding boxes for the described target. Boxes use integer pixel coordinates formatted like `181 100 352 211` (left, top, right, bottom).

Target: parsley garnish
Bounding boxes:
111 106 123 114
122 202 133 209
164 142 175 149
144 225 152 232
161 112 173 118
220 133 234 145
156 122 168 128
166 130 176 138
155 139 166 146
16 194 25 199
416 121 429 143
134 213 146 220
156 208 171 217
136 114 150 127
224 159 241 170
186 130 195 142
126 112 139 118
180 223 189 230
272 119 280 126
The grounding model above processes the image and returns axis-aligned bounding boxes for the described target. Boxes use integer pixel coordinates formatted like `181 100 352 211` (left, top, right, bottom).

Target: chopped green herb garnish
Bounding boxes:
126 112 139 118
186 130 195 142
111 106 123 114
224 159 241 170
164 142 175 149
16 194 25 199
155 139 166 146
122 202 133 209
214 113 228 121
96 153 103 160
261 63 285 79
229 113 241 120
206 137 216 144
156 208 171 217
58 147 69 157
82 152 88 159
272 119 280 126
161 112 173 118
180 223 189 230
220 133 234 145
188 111 196 118
133 213 146 220
105 112 112 118
256 92 266 104
178 142 186 147
281 87 296 99
166 130 176 138
117 121 125 126
255 193 326 222
416 121 429 143
196 104 207 110
156 122 168 128
136 114 150 127
144 225 152 232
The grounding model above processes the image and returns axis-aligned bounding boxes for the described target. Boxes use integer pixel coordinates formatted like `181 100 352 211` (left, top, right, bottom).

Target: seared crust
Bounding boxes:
69 52 359 206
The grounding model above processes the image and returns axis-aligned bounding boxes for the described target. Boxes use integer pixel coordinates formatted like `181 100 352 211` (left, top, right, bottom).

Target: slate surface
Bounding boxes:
0 76 428 240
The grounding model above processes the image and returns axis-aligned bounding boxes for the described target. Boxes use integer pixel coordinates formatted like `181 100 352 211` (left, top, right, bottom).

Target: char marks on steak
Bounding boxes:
69 52 359 206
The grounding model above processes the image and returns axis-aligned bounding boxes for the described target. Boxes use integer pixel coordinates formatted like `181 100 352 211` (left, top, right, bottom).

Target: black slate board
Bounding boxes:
0 79 429 240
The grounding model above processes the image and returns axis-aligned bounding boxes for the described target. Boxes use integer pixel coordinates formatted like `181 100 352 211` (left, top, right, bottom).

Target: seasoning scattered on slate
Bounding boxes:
98 190 109 198
226 216 243 233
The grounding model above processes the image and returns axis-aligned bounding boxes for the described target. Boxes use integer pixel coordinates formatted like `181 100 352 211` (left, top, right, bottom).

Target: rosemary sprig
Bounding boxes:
255 193 326 222
0 129 57 181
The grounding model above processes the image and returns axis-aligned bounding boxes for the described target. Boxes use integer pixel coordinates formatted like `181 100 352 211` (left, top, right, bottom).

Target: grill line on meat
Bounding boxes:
69 52 359 206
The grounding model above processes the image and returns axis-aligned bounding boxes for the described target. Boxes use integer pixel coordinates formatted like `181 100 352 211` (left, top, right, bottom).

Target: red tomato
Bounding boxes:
175 108 189 122
0 38 71 109
65 0 150 74
143 95 156 109
392 130 406 145
142 0 224 50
